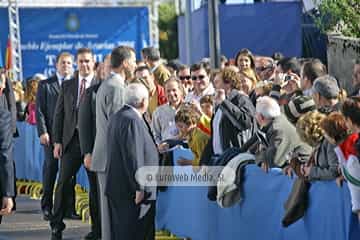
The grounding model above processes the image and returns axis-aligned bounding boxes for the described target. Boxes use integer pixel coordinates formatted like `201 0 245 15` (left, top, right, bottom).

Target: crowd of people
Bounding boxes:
0 45 359 239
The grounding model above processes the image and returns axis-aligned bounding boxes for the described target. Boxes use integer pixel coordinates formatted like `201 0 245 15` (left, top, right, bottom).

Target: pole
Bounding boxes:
208 0 221 68
185 0 192 65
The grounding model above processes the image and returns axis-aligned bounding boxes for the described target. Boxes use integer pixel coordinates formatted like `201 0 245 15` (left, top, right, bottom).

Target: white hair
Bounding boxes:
125 83 149 108
256 96 281 119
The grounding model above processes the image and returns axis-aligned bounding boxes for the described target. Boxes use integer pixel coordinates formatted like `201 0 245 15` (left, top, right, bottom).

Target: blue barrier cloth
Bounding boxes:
14 122 89 189
156 164 360 240
13 123 360 239
178 2 302 63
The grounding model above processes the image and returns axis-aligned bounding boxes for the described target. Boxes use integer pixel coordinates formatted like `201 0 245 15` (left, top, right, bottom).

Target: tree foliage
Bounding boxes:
313 0 360 38
158 2 178 60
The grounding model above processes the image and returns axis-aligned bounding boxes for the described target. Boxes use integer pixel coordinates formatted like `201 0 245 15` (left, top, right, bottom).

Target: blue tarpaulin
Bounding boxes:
13 123 360 240
178 2 302 63
14 122 89 189
156 165 360 240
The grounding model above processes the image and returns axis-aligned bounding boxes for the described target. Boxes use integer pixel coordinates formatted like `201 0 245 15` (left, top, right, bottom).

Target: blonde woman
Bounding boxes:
294 111 339 180
24 76 41 125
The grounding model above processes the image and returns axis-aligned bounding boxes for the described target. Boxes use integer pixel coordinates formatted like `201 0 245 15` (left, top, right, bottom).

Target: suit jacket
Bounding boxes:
254 114 312 168
153 64 171 86
36 75 61 140
0 109 15 198
105 105 159 201
91 73 125 172
52 75 97 151
78 83 101 155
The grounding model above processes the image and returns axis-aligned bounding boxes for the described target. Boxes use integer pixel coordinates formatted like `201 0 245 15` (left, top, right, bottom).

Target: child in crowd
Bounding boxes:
320 102 360 220
175 104 210 167
199 95 214 135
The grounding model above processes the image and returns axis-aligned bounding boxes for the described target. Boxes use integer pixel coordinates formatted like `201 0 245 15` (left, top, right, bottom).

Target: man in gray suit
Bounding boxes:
91 45 137 240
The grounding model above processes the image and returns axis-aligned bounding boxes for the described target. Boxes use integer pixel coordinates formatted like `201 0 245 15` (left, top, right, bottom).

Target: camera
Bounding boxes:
284 75 293 81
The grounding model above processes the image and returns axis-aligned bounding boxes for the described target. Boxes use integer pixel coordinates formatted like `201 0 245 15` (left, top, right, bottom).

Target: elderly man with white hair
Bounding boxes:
105 83 159 240
244 96 311 172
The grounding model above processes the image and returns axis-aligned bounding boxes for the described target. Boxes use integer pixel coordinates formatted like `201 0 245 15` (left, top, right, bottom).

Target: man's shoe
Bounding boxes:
51 228 62 240
42 208 52 221
64 212 81 220
84 231 101 240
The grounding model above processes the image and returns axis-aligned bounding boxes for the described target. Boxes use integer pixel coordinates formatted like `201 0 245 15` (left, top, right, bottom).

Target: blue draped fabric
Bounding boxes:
156 164 360 240
14 122 89 189
13 122 360 239
178 2 303 64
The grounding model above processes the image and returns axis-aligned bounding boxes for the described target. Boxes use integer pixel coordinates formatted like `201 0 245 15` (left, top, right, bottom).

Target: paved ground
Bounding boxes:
0 196 90 240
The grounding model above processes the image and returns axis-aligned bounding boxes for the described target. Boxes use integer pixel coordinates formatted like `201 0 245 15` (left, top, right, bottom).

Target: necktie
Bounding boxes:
79 78 86 105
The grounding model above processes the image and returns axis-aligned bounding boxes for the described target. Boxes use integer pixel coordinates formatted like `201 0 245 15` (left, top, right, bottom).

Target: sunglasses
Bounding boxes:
179 75 191 81
191 75 206 81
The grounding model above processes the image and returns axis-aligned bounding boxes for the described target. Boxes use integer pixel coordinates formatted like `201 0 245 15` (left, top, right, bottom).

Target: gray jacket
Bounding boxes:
91 73 125 172
255 114 312 168
308 139 339 181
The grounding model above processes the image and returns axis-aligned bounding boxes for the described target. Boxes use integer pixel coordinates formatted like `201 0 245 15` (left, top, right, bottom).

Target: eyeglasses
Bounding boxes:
191 75 206 81
179 75 191 81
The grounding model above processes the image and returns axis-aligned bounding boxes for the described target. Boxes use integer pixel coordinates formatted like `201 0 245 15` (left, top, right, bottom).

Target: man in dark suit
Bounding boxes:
0 108 15 223
36 52 76 221
78 81 102 239
105 83 159 240
51 48 97 240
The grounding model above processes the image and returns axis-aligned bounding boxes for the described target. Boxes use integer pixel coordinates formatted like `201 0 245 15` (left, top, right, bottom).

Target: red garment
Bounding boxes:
338 133 359 161
156 84 167 106
26 102 36 125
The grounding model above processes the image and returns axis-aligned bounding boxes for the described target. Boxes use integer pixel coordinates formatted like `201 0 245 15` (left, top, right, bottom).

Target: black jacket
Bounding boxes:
78 83 101 155
200 90 256 166
0 108 15 224
0 78 17 136
52 75 97 151
36 75 61 140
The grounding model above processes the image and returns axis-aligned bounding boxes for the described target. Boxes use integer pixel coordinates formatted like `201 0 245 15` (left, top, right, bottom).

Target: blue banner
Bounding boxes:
178 2 302 63
0 7 149 79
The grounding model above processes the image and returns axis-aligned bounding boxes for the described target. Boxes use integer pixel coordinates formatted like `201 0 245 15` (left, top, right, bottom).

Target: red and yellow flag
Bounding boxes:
5 37 12 71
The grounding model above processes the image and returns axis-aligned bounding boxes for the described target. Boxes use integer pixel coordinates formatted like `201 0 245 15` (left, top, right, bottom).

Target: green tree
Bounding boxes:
313 0 360 38
158 2 178 60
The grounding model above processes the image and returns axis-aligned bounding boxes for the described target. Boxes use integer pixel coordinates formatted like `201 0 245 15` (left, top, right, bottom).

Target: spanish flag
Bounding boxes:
5 37 12 71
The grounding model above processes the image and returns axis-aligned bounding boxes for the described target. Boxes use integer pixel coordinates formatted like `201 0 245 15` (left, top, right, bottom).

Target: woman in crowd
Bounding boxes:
239 69 258 106
24 75 42 125
294 111 339 180
234 48 257 75
12 80 26 122
320 109 360 220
